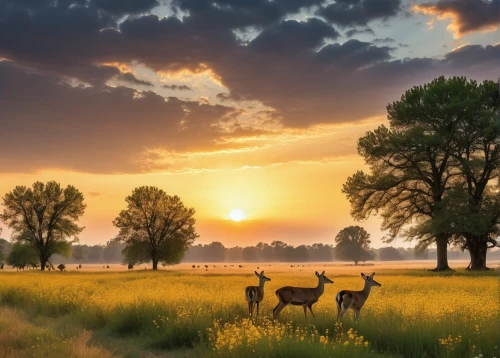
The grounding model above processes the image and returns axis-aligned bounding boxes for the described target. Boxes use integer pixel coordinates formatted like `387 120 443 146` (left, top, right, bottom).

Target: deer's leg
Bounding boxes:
337 301 351 320
256 301 260 317
307 304 315 319
302 305 308 322
273 302 288 320
354 308 360 322
337 296 352 320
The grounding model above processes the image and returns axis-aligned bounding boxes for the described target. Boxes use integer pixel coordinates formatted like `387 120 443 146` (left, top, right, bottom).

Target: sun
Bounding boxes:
229 208 246 222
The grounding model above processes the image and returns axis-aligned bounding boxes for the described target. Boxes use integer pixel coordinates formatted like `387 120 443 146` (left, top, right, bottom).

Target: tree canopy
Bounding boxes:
343 76 500 270
7 242 40 270
0 181 85 270
113 186 198 270
335 226 373 265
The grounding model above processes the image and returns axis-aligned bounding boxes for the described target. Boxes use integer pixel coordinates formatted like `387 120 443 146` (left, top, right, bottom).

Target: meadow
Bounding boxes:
0 263 498 358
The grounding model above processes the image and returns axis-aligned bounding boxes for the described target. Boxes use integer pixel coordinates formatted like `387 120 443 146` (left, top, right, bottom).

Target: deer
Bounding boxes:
245 271 271 317
335 272 381 322
273 271 333 321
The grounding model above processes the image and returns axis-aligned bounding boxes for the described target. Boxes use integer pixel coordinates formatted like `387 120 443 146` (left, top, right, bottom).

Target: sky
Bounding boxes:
0 0 499 248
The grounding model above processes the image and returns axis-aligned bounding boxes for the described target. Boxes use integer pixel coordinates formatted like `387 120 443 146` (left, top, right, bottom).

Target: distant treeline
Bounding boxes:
1 239 499 266
182 241 500 263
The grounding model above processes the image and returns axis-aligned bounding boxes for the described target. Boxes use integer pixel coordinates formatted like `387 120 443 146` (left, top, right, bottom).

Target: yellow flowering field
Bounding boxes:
0 268 498 357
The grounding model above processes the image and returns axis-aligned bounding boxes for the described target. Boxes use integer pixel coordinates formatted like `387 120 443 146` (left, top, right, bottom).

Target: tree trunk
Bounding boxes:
432 234 451 271
466 237 490 271
152 259 159 270
40 256 47 271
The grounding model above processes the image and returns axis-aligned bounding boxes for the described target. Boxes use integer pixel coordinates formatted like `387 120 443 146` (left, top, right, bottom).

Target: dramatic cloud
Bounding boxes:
345 27 376 38
162 84 193 91
414 0 500 38
119 72 153 86
0 1 499 173
0 61 248 173
373 37 396 44
249 18 339 55
318 0 402 27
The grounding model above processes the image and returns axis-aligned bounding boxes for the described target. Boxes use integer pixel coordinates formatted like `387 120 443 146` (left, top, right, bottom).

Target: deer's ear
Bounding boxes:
371 272 375 278
361 273 366 279
321 270 325 275
260 271 264 275
255 271 259 277
315 271 319 277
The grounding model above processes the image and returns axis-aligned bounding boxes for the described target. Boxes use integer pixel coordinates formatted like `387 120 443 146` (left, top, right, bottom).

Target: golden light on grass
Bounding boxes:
228 208 246 222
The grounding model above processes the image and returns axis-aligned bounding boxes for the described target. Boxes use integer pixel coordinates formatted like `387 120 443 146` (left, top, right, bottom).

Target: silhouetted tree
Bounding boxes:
88 245 104 262
206 242 226 262
257 242 276 261
103 240 125 262
226 246 243 261
271 241 288 261
242 247 258 262
0 181 84 270
72 245 89 263
379 247 404 261
308 243 334 261
335 226 372 265
113 186 198 270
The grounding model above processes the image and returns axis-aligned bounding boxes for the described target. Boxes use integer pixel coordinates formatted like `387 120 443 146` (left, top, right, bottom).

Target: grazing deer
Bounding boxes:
239 265 243 268
245 271 271 317
335 272 381 322
205 265 208 271
273 271 333 321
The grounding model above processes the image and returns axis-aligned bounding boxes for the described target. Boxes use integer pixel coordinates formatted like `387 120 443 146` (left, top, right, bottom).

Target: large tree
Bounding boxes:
113 186 198 270
335 226 373 265
0 181 85 271
343 77 499 271
386 77 500 270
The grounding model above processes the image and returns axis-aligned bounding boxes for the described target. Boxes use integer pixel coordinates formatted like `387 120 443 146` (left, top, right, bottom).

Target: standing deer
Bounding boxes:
273 271 333 321
245 271 271 317
335 272 381 322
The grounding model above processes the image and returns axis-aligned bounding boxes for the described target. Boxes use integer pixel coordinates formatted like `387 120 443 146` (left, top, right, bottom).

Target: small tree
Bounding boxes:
7 242 39 270
335 226 372 265
113 186 198 270
0 181 85 271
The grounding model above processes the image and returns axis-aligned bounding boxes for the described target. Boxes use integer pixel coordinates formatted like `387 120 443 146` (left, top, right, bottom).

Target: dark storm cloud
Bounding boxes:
415 0 500 37
318 0 402 27
373 37 396 44
172 0 325 30
0 0 499 173
345 27 375 38
118 72 153 87
316 39 393 68
0 61 243 173
249 18 339 55
162 84 193 91
92 0 160 17
0 0 159 17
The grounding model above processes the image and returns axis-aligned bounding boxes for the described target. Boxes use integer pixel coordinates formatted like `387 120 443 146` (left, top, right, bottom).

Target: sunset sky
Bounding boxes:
0 0 499 248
